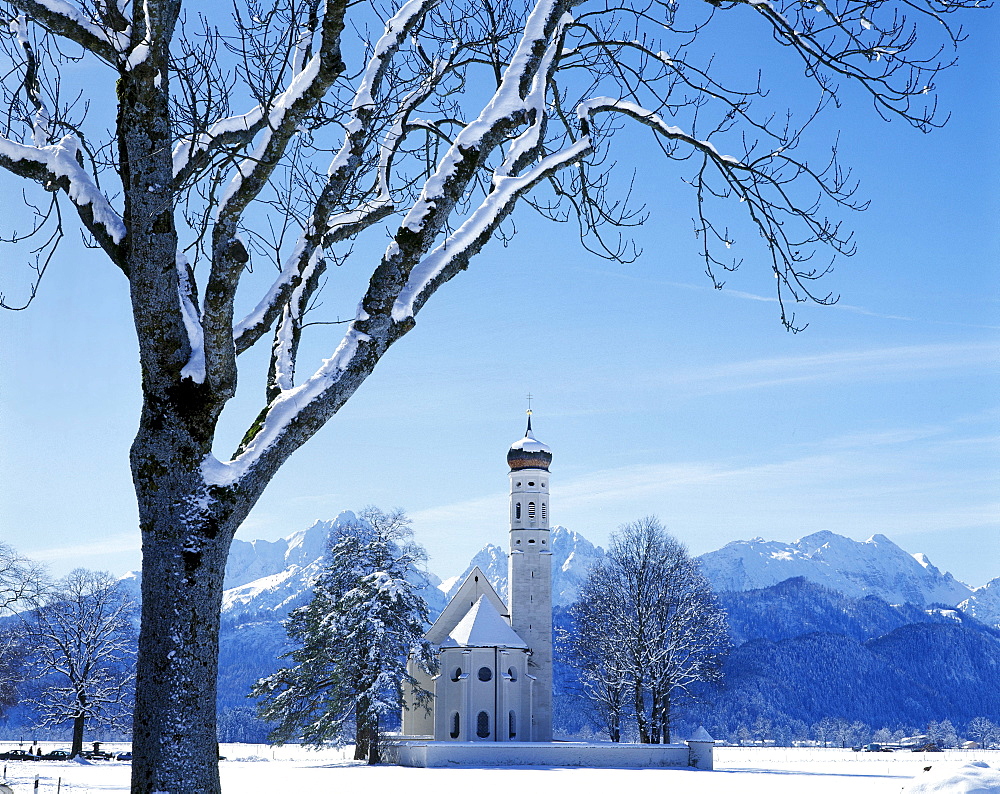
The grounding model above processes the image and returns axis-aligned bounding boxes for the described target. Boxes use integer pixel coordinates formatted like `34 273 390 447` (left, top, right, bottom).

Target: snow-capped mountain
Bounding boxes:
441 526 605 608
958 577 1000 629
224 518 333 590
220 511 447 621
221 513 347 619
696 530 973 607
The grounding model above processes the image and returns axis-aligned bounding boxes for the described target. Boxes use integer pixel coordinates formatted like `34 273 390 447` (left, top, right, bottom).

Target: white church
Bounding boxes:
401 412 554 742
395 415 715 769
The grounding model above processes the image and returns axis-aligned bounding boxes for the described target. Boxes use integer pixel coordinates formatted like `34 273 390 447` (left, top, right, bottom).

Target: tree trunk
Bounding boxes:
354 701 369 761
660 694 671 744
367 722 381 765
633 681 649 744
71 710 85 758
609 709 620 743
129 452 239 794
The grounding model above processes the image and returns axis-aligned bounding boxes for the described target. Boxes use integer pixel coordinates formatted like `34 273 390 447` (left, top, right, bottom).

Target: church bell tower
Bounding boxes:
506 410 553 741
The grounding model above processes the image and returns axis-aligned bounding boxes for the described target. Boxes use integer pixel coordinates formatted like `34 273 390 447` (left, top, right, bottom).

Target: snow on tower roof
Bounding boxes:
441 595 528 649
509 433 551 454
507 412 552 470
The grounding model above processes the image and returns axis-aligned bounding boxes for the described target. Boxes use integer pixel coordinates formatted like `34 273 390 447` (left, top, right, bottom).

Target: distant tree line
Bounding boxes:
674 715 1000 750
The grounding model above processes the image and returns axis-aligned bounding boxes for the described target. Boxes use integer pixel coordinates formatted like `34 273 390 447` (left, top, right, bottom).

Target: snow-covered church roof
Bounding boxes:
441 596 528 649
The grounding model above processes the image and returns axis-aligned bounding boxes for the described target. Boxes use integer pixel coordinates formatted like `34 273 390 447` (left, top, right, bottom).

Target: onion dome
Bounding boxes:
507 413 552 471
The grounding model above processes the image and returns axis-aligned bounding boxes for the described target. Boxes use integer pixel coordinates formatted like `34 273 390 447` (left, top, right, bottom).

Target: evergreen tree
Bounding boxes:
253 508 436 764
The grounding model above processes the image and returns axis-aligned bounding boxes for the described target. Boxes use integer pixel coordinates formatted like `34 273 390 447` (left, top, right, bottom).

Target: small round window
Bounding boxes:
478 666 493 682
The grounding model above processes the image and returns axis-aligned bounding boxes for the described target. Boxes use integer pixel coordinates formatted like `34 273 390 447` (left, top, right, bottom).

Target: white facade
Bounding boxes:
506 415 553 741
401 416 554 742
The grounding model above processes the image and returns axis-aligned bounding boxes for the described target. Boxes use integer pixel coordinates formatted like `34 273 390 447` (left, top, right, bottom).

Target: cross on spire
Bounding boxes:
525 393 534 435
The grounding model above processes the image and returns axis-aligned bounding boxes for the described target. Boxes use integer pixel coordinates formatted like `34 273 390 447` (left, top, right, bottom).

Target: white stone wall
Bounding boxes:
401 661 435 737
509 470 550 530
432 646 530 741
509 466 553 741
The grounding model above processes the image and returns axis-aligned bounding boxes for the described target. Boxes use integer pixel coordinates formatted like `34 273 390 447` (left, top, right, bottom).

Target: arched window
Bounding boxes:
451 667 463 682
477 711 490 738
478 666 492 682
515 502 521 520
450 712 461 739
509 710 517 739
528 502 536 519
507 667 517 682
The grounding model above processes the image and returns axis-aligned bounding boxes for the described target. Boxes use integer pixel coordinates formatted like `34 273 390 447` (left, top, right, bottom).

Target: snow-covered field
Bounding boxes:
1 745 998 793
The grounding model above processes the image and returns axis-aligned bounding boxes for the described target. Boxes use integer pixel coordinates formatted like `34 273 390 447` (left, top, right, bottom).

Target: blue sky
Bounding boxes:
1 10 997 589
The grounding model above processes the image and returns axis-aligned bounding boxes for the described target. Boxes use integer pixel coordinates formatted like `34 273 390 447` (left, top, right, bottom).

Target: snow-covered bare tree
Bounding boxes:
0 542 47 615
560 571 630 741
0 0 982 788
0 626 29 719
967 717 999 750
26 568 137 758
0 543 47 718
253 507 436 764
568 516 728 743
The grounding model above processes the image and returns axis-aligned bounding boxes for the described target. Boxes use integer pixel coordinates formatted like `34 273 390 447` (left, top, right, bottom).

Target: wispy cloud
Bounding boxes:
412 421 999 583
583 265 1000 329
26 533 141 565
658 342 997 395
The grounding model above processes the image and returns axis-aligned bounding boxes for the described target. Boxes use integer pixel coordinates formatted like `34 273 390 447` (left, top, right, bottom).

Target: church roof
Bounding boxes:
441 596 528 649
425 566 509 646
507 413 552 471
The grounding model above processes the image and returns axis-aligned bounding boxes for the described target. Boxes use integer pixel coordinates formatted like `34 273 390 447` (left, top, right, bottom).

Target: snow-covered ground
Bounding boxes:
1 745 998 793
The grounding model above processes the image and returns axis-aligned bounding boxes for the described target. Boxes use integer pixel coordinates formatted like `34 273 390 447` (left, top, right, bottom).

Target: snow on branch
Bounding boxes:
392 136 592 323
171 107 265 184
232 201 395 358
231 0 436 361
269 246 323 393
395 0 571 237
10 0 128 60
201 322 372 488
176 255 205 383
0 133 126 245
576 96 742 165
214 51 324 220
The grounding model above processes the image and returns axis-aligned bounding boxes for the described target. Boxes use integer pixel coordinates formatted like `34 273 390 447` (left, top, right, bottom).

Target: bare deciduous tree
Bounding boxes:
0 626 29 719
0 0 980 789
27 568 137 758
0 543 46 720
0 541 46 615
566 516 729 743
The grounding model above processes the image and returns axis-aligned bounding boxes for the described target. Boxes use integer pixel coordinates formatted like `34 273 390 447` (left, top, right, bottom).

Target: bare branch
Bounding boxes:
8 0 124 61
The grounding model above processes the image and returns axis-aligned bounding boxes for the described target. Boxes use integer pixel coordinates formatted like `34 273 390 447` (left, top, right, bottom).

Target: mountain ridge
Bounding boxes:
696 530 974 608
